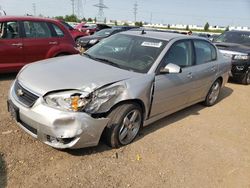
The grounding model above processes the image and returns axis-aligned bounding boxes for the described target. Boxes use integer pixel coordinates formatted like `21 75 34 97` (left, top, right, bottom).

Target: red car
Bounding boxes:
75 23 111 35
59 21 89 41
0 16 79 73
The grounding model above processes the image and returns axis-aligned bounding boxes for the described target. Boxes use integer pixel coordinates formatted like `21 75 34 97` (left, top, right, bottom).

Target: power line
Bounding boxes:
93 0 108 23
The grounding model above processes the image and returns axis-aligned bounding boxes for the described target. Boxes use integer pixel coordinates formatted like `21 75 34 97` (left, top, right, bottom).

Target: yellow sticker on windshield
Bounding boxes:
141 42 162 48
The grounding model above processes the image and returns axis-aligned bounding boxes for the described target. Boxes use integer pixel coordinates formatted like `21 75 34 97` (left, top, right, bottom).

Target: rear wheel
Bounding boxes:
104 103 143 148
241 71 250 85
203 79 221 106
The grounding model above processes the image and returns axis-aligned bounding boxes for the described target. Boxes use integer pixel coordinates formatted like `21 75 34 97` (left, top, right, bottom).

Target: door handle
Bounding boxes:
49 41 58 45
187 72 193 79
11 43 23 47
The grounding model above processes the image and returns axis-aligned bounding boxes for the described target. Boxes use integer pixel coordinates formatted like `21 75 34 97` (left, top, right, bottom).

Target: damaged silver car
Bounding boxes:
8 31 231 149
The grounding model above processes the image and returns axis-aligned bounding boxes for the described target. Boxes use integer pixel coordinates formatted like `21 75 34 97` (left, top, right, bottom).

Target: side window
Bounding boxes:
51 24 64 37
0 21 20 39
23 21 52 38
194 40 217 65
161 40 193 68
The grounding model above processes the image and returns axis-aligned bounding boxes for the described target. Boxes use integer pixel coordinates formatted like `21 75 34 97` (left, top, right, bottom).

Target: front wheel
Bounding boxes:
104 103 143 148
203 79 221 106
241 71 250 85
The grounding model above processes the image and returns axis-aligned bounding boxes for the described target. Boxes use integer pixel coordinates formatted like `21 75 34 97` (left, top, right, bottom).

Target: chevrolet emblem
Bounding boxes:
17 89 24 96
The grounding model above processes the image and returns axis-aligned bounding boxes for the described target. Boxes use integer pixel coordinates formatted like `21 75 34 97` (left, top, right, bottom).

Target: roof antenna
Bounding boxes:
141 29 146 35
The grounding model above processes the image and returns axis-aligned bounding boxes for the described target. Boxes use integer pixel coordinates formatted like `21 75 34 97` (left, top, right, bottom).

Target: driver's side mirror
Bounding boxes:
160 63 182 74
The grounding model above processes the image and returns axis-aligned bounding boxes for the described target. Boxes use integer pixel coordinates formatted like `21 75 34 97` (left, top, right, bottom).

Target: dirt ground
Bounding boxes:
0 73 250 188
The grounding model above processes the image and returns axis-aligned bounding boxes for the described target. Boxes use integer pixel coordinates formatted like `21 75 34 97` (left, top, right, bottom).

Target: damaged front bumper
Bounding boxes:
8 84 109 149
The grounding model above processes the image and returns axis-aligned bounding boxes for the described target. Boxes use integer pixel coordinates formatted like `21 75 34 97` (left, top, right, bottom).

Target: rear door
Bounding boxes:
187 40 218 103
21 21 57 63
0 21 24 72
150 40 195 117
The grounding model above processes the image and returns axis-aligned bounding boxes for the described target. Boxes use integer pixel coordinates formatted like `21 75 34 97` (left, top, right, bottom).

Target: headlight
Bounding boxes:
44 91 90 112
89 39 98 44
233 55 249 60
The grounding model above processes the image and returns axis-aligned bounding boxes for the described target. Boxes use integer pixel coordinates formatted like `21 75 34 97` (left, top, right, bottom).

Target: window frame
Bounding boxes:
156 39 195 74
0 20 22 40
192 39 217 66
21 20 53 39
48 22 65 38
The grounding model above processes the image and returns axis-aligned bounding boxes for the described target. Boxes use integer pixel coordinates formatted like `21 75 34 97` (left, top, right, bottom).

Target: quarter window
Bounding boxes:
23 21 52 38
51 24 64 37
194 40 217 65
0 21 20 39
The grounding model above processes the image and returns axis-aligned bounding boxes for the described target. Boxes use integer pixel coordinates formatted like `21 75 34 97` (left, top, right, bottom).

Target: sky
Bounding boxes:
0 0 250 27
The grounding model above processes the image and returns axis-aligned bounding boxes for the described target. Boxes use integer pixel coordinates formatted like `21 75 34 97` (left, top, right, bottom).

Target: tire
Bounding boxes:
203 79 221 106
241 71 250 85
104 103 143 148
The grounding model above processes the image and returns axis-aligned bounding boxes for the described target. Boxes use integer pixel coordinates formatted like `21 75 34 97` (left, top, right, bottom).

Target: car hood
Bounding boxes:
17 55 142 96
214 42 250 55
78 35 105 43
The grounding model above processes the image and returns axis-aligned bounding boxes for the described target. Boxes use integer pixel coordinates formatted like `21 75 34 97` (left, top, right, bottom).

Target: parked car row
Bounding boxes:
1 16 249 87
76 26 139 52
7 29 231 149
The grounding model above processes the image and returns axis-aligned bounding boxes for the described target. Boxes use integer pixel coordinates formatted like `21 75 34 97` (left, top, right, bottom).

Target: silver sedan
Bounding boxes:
8 31 231 149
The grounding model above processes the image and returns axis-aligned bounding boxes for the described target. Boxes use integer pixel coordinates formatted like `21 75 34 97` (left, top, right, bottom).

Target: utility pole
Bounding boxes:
93 0 108 23
150 12 152 24
70 0 75 15
32 3 36 16
76 0 83 19
133 2 138 23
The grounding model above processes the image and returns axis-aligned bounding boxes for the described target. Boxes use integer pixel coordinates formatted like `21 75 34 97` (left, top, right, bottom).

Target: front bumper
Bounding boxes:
8 82 109 149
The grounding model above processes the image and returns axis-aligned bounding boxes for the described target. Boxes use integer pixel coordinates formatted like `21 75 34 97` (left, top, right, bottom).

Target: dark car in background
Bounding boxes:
77 28 125 52
112 26 140 31
75 23 111 35
0 16 78 73
213 30 250 85
59 20 89 41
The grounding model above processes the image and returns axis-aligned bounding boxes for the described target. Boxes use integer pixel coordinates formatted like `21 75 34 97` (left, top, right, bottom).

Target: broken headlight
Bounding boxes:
44 91 90 112
85 85 125 113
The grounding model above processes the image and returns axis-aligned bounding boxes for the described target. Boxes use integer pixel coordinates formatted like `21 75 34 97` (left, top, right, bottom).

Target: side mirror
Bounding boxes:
160 63 182 74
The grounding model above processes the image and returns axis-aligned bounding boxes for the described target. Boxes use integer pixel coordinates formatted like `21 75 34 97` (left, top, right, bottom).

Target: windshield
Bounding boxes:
84 34 167 73
94 29 114 37
214 31 250 46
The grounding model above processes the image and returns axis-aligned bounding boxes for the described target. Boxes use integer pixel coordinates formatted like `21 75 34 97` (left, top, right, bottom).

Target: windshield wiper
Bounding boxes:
94 57 123 69
83 53 124 69
83 52 95 60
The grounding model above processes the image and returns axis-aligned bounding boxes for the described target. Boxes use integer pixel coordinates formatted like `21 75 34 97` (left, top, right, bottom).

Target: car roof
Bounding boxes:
0 15 59 23
226 30 250 34
122 30 201 42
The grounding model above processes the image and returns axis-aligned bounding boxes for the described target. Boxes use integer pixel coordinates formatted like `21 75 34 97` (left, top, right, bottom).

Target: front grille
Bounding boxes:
14 81 39 107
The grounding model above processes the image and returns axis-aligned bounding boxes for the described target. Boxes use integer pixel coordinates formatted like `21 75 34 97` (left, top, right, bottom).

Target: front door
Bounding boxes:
150 40 195 117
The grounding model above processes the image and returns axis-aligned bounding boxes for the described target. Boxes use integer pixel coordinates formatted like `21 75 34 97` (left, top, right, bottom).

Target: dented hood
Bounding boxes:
17 54 142 96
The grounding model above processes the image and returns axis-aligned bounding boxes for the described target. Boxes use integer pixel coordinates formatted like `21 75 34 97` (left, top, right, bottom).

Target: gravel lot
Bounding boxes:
0 74 250 188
